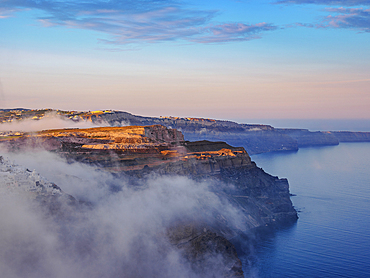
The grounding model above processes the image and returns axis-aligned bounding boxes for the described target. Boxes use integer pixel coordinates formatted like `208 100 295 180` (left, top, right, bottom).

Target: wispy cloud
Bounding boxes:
0 7 19 18
275 0 370 5
318 7 370 31
0 0 277 44
191 22 278 43
276 0 370 32
288 7 370 31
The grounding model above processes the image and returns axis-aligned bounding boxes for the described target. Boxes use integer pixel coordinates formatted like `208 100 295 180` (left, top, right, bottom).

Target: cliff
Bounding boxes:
94 111 369 153
0 156 242 278
0 125 298 229
0 156 64 198
329 131 370 142
276 129 339 147
2 109 369 154
0 124 298 277
0 156 79 219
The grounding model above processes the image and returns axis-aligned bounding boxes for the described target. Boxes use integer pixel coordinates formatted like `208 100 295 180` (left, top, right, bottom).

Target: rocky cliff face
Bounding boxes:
276 129 339 147
329 131 370 142
1 155 245 278
0 156 63 198
2 109 369 154
0 126 298 230
183 131 299 154
0 124 298 277
0 156 79 220
84 111 363 154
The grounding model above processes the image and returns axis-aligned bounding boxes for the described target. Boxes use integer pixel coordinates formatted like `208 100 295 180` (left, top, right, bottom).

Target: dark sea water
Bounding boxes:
243 143 370 278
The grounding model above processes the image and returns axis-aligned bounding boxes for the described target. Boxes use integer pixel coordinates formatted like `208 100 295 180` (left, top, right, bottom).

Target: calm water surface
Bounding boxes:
243 143 370 278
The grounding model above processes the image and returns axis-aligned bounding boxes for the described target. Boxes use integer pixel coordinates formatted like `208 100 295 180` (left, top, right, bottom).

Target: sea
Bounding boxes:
241 142 370 278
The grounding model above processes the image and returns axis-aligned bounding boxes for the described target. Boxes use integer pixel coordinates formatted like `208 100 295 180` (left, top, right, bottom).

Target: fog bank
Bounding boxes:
0 150 244 278
0 112 109 132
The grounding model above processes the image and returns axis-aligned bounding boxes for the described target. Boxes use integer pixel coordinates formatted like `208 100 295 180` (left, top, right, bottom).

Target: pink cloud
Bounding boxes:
318 8 370 31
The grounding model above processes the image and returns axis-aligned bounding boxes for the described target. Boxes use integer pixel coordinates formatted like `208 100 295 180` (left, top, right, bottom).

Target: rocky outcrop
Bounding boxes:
276 129 339 147
0 154 245 277
129 155 298 230
88 111 360 153
0 156 63 197
330 131 370 142
167 224 244 278
2 109 369 154
183 131 299 154
0 155 78 218
0 127 298 231
0 125 298 277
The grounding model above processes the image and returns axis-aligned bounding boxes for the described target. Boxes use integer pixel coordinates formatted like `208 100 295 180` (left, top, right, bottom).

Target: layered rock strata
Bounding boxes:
0 126 298 229
2 109 370 154
0 125 298 277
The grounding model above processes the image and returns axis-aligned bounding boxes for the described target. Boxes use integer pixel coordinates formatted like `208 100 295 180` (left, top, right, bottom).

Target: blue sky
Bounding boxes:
0 0 369 120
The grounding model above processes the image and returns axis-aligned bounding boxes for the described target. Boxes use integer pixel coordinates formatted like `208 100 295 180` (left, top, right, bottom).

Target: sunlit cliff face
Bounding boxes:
0 125 251 172
0 114 300 278
0 109 224 128
0 109 117 129
160 116 216 123
0 118 249 278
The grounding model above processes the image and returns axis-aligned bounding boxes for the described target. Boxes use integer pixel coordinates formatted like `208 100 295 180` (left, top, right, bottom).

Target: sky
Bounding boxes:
0 0 369 121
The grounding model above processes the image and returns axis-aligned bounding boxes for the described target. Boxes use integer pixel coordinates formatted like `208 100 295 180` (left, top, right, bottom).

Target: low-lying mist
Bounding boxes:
0 149 244 278
0 112 110 132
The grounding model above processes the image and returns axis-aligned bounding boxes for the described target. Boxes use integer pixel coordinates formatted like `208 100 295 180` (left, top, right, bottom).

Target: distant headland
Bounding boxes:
1 108 369 155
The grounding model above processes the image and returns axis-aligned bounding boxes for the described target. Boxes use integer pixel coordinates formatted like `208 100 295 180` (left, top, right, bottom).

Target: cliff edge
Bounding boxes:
0 125 298 277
